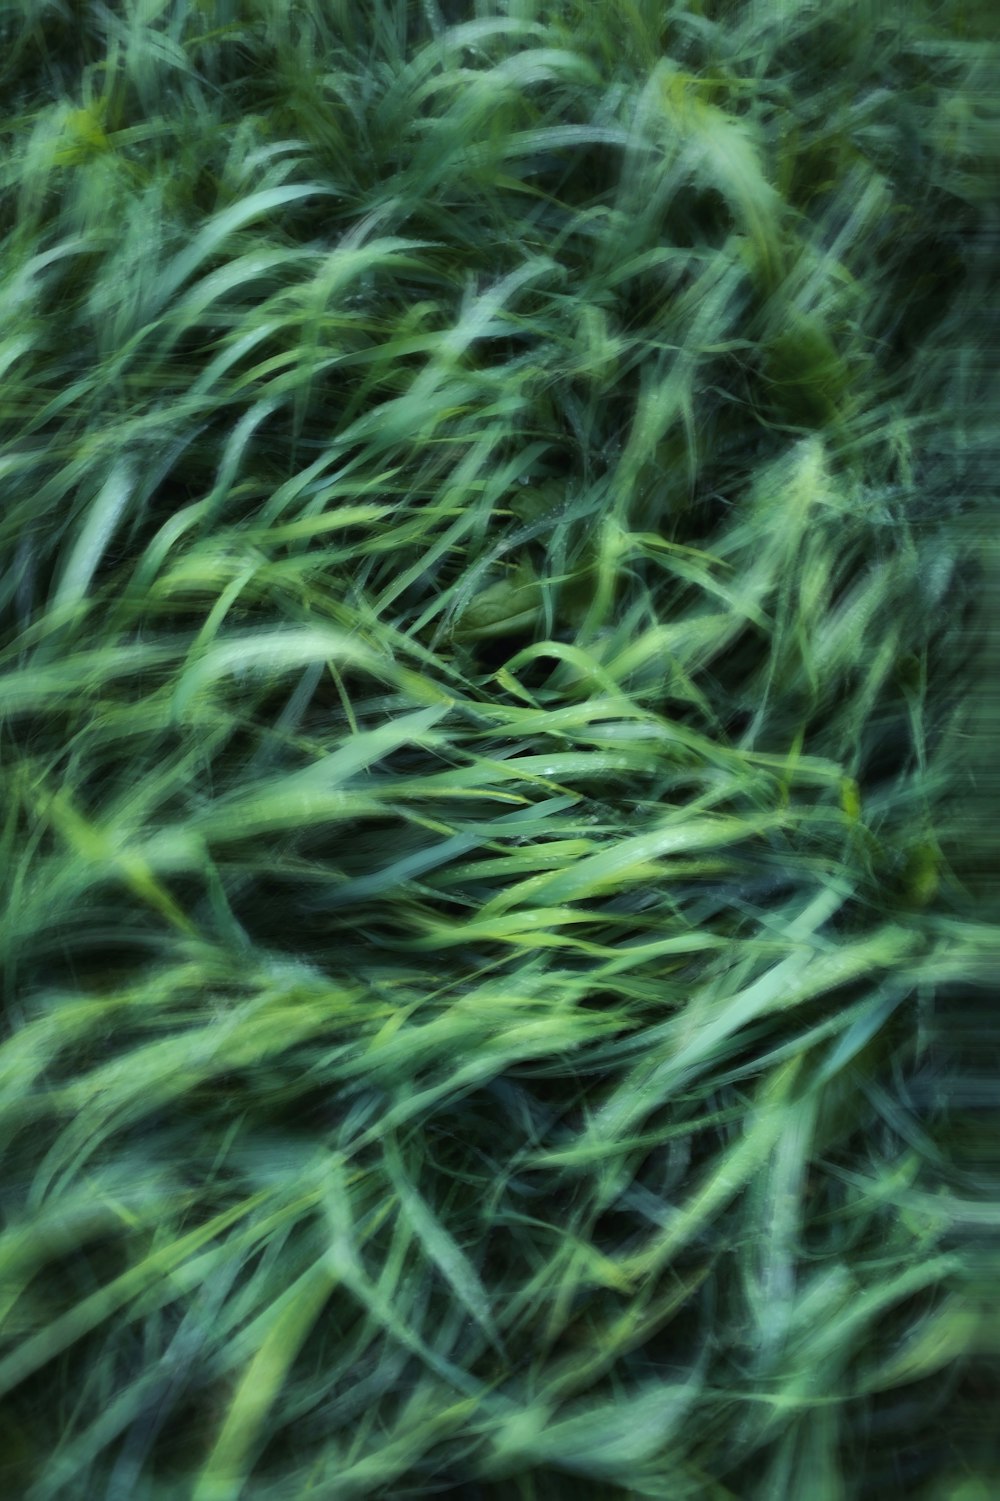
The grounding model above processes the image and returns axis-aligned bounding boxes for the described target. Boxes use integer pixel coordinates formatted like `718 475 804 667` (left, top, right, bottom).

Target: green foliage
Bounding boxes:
0 1 996 1496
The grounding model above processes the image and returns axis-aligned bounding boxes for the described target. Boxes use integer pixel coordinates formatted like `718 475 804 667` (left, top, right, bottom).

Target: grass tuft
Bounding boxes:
1 1 997 1496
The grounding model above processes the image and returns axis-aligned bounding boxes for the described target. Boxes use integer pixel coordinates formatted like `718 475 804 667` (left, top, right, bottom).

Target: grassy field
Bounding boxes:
0 2 997 1496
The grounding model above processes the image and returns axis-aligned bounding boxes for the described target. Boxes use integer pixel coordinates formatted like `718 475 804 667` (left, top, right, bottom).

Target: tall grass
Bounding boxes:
1 1 997 1496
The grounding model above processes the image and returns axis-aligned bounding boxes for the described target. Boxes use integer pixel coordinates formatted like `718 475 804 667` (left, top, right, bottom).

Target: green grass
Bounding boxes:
0 1 997 1496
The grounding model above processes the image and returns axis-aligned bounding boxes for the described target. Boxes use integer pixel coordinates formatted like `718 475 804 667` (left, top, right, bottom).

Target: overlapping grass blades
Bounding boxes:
1 1 997 1496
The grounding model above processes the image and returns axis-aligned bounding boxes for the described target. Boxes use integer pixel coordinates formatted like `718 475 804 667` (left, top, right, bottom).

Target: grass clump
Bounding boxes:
1 1 997 1497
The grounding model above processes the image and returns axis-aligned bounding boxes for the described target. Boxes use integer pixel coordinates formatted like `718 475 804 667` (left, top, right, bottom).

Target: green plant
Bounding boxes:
0 2 996 1496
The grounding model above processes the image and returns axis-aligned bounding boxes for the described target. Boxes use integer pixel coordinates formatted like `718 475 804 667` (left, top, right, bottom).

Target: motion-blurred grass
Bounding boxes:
0 2 997 1496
